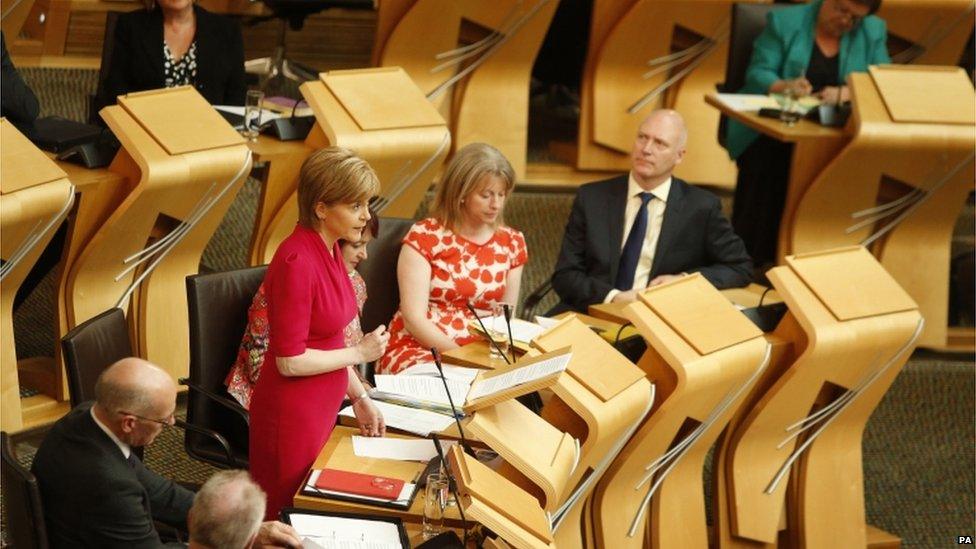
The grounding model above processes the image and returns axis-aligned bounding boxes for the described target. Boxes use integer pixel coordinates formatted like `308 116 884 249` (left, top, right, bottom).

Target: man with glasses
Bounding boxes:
32 357 301 548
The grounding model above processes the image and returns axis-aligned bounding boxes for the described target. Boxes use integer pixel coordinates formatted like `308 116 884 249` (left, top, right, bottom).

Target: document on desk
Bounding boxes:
714 93 780 112
339 400 456 436
466 351 572 401
352 435 457 462
477 315 547 344
374 375 470 406
289 512 403 549
398 362 480 383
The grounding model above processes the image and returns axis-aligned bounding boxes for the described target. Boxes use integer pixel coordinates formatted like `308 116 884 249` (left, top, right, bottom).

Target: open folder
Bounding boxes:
281 508 409 549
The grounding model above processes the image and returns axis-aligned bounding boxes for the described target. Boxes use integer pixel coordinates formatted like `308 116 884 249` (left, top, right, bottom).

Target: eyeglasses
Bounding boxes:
118 410 175 427
830 0 868 25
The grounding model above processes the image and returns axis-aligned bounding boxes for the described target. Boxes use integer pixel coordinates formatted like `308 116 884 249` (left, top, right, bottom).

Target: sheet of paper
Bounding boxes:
534 316 561 329
398 362 480 383
714 93 780 112
479 315 546 343
289 509 403 549
340 401 456 436
467 352 572 401
351 435 456 462
374 375 469 406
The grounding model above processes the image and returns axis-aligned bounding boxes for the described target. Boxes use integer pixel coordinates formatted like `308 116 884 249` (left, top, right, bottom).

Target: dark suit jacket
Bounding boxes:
551 175 753 313
1 32 40 137
31 403 195 548
95 5 246 112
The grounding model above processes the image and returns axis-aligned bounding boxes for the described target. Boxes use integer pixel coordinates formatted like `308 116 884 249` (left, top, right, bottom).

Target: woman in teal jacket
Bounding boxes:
727 0 891 266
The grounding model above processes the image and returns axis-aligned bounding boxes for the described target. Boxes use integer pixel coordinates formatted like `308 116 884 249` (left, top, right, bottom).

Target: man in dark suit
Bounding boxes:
31 357 300 548
551 109 752 313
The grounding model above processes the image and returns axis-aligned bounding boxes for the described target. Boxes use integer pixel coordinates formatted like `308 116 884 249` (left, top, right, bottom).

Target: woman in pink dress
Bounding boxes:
379 143 528 374
249 148 389 519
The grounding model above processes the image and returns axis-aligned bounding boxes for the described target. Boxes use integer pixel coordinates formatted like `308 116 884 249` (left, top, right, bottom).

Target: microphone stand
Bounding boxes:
465 302 512 365
432 434 470 545
431 347 476 456
501 303 517 364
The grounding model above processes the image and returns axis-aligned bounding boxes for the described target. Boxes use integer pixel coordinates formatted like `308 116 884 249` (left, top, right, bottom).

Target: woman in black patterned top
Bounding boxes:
96 0 246 111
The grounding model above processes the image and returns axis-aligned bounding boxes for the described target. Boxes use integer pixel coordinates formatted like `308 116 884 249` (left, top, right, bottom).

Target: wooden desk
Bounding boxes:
292 426 466 527
245 135 311 265
589 283 781 325
705 94 849 261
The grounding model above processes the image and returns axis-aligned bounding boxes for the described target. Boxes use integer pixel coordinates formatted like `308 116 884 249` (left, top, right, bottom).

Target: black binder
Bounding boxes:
280 508 410 548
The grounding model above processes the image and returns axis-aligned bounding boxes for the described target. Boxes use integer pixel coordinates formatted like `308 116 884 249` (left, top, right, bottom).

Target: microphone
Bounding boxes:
431 347 475 455
465 301 512 365
502 303 516 363
431 434 469 543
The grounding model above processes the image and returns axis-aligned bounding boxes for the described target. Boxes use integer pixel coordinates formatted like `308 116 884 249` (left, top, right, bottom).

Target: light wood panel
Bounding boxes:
1 119 75 432
879 0 975 66
65 87 250 382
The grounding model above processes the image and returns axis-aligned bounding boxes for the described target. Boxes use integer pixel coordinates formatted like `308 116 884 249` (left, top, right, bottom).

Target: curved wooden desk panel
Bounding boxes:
878 0 975 66
372 0 557 177
67 91 250 381
790 70 975 349
589 275 768 549
1 178 74 432
532 316 654 549
589 0 753 188
720 250 921 547
255 71 450 264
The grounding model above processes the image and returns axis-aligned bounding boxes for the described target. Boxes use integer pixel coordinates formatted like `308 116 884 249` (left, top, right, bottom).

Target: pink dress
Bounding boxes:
248 225 357 520
378 218 528 374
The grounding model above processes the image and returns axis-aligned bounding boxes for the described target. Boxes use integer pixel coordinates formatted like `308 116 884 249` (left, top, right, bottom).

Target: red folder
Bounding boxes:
314 468 405 500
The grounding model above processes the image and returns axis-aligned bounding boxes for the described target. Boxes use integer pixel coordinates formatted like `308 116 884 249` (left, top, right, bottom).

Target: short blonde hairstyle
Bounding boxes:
431 143 515 231
297 147 380 227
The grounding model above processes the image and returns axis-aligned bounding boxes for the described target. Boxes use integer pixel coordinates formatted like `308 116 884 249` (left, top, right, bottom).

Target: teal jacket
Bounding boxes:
724 0 891 159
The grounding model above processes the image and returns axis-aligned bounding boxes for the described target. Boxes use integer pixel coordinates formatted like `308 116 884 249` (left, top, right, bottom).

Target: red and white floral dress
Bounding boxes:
378 217 528 374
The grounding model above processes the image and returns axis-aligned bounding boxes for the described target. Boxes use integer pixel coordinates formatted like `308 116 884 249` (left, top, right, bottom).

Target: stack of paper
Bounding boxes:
339 400 456 436
398 362 480 383
370 375 470 416
470 316 547 347
467 352 572 401
289 513 404 549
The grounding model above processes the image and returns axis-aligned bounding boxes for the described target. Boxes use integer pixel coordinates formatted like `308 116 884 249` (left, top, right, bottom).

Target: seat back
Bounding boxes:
185 266 267 466
60 307 133 409
357 217 415 334
89 11 122 124
260 0 373 30
1 432 48 549
717 3 785 147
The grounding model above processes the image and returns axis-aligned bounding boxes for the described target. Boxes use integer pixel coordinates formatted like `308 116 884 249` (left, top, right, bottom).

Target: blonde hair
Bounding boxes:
297 147 380 227
431 143 515 231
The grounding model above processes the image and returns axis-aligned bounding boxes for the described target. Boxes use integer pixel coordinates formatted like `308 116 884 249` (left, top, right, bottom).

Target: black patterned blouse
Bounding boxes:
163 41 197 88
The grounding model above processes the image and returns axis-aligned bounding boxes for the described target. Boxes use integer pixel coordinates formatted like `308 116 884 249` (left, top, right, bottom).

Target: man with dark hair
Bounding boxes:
32 357 301 548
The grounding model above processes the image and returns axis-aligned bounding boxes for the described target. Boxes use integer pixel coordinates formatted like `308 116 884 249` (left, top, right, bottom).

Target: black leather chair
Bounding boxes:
356 216 414 382
184 266 266 469
716 3 786 147
245 0 373 87
1 431 48 549
61 307 131 409
60 307 235 466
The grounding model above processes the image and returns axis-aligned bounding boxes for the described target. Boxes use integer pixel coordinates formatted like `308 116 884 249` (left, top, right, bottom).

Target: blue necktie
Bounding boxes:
615 192 654 291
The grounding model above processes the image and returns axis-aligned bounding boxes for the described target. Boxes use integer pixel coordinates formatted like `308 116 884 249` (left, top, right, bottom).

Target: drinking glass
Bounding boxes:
423 473 448 539
489 303 510 361
776 87 800 126
243 89 264 141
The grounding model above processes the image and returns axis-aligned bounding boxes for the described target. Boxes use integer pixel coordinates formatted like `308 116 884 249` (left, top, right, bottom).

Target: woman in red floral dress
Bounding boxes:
378 143 528 374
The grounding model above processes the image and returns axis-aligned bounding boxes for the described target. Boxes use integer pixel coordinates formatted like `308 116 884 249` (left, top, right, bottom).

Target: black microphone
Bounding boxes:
502 303 516 363
431 434 469 544
465 301 512 365
431 347 475 455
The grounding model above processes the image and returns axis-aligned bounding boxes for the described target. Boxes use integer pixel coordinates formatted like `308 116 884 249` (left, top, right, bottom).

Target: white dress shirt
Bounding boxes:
604 174 672 302
91 405 132 459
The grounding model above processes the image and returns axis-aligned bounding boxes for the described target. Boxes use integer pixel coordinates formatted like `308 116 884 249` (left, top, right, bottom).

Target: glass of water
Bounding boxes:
423 473 448 539
243 89 264 141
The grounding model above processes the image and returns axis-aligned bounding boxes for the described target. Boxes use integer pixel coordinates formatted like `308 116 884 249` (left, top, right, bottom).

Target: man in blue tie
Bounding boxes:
550 109 752 313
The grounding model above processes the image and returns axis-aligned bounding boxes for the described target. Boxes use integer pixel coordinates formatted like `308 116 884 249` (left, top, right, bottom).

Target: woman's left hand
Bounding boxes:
353 396 386 437
815 85 850 104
